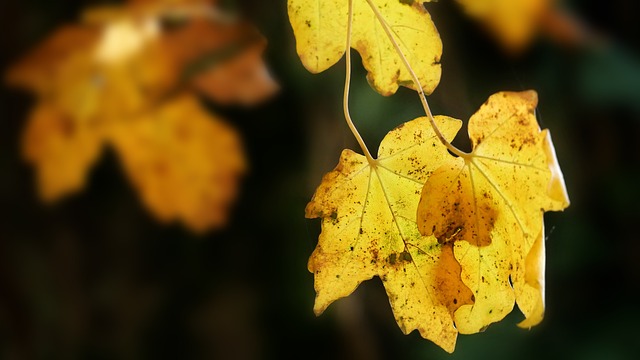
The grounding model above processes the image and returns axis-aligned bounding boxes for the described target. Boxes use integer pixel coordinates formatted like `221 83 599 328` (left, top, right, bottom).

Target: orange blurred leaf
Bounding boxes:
6 25 100 95
161 16 279 105
108 94 246 232
5 0 274 232
7 20 177 122
83 0 279 106
189 38 279 105
455 0 553 54
21 103 104 202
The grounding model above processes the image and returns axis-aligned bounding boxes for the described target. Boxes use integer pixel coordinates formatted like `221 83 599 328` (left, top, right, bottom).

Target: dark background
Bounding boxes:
1 0 639 359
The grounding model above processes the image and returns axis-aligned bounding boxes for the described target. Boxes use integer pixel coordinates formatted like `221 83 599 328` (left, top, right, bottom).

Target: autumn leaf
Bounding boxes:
306 115 469 352
108 94 246 232
288 0 442 96
455 0 553 54
5 0 275 232
416 91 570 334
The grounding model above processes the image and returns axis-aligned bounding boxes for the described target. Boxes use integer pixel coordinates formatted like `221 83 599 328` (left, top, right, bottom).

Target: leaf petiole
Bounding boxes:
344 0 377 165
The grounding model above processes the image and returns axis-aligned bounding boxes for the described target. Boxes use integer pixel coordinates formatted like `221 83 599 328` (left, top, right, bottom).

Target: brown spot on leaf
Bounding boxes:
387 253 397 265
386 250 412 266
431 184 498 247
434 244 474 317
399 250 412 262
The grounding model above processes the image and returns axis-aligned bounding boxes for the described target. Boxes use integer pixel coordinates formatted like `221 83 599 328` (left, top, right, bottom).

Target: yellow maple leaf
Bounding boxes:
306 115 469 352
456 0 553 54
108 94 246 233
416 90 570 333
288 0 442 95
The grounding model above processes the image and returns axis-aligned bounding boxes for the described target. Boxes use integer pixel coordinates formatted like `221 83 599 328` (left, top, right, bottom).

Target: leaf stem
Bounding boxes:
364 0 469 159
345 0 376 165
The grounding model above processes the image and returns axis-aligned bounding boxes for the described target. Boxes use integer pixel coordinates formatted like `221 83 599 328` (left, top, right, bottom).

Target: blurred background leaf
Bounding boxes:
4 0 277 233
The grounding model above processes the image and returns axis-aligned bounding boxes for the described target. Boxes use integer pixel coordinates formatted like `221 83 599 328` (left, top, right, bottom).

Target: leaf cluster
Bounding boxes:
289 0 569 352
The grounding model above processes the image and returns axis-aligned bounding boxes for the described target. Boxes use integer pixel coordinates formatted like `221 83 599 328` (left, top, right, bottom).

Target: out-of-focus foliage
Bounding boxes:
455 0 554 54
5 0 278 232
109 94 246 233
